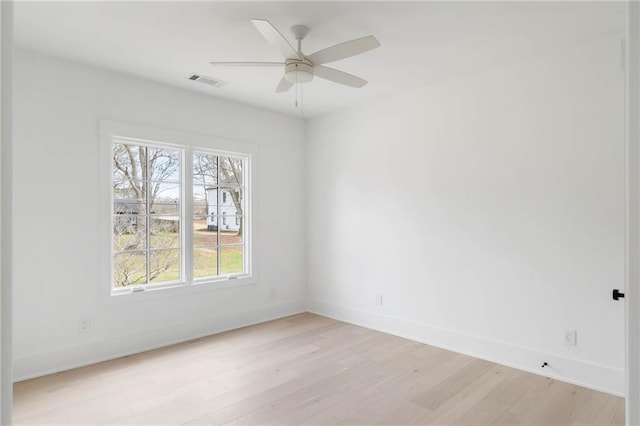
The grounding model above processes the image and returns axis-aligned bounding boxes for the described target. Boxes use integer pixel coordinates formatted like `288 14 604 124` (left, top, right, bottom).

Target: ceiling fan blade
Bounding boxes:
276 76 294 93
251 19 298 59
209 62 284 67
314 65 367 88
308 35 380 65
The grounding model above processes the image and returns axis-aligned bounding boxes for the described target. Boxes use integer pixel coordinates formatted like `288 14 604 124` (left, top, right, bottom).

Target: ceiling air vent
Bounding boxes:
188 74 228 88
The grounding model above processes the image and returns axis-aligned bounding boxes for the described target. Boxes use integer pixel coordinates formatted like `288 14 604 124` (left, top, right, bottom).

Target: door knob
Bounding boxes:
613 289 625 301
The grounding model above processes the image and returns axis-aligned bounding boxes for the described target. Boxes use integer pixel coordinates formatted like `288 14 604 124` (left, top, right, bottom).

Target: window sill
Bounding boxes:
101 274 257 306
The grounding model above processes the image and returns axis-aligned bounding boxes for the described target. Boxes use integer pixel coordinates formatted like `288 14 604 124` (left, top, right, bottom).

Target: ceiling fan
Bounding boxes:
210 19 380 93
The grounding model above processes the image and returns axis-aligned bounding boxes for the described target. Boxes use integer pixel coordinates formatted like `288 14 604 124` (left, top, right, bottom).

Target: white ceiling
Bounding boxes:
14 1 625 118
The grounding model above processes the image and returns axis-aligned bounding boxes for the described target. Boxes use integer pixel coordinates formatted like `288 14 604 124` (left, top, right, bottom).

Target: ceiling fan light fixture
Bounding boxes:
284 62 314 84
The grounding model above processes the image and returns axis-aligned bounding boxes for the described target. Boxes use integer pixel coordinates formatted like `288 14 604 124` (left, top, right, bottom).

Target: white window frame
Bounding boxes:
99 120 257 304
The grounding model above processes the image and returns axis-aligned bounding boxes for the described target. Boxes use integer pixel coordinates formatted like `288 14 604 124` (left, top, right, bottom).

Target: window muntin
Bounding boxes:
112 143 183 288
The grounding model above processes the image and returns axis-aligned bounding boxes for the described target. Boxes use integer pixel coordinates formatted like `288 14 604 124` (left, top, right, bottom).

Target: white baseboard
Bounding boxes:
15 298 624 397
14 299 306 382
307 299 624 397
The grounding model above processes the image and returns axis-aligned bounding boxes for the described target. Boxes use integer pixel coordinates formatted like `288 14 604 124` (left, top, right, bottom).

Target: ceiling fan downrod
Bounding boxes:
290 25 310 55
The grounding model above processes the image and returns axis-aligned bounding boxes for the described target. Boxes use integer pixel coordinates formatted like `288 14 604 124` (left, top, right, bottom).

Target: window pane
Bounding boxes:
113 144 146 181
113 199 146 216
218 211 242 233
220 220 243 245
150 216 180 249
193 184 207 216
114 251 147 287
205 187 218 216
194 247 218 279
221 245 243 275
193 185 218 216
113 215 146 251
193 216 218 247
193 153 217 186
113 178 145 200
111 140 190 291
219 156 243 186
149 249 181 283
220 188 243 216
148 147 181 182
149 182 180 214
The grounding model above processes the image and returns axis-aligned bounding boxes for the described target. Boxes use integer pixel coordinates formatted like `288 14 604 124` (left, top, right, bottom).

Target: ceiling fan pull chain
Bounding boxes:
295 67 299 108
300 83 304 117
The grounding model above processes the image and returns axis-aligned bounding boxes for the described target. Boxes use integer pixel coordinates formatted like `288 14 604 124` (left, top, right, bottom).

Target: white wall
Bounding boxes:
12 49 306 380
306 34 626 395
627 1 640 421
1 1 14 423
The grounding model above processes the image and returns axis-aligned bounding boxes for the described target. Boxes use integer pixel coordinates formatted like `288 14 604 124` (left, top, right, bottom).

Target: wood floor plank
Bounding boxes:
300 347 455 425
13 313 624 425
412 358 495 411
610 399 626 426
414 364 513 425
276 343 443 425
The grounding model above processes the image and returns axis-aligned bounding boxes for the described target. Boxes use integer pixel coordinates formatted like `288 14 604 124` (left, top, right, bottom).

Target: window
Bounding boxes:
193 153 246 279
112 143 182 287
104 121 254 297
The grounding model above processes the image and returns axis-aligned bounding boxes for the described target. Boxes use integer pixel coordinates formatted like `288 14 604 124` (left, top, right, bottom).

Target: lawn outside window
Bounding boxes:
100 121 256 301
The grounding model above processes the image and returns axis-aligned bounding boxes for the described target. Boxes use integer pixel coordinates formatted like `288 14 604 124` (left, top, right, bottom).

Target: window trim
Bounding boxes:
99 120 258 305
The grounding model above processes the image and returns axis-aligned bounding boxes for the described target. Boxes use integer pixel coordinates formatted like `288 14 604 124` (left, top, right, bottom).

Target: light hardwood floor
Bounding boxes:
13 313 624 425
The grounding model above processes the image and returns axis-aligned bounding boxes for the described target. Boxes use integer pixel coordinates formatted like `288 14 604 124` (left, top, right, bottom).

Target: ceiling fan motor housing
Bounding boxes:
284 61 314 83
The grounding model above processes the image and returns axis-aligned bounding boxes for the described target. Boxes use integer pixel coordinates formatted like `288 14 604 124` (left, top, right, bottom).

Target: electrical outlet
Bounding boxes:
376 294 383 306
564 330 577 346
79 318 90 334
